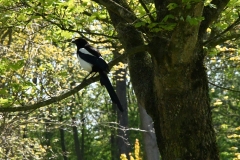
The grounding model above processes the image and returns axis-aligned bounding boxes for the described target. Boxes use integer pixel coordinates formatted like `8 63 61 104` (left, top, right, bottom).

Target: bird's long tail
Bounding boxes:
99 71 124 112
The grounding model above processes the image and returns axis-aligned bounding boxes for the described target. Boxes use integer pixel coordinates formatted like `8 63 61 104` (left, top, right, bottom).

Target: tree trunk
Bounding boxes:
81 117 85 160
139 105 160 160
115 66 130 157
105 0 220 159
43 109 52 153
70 84 82 160
110 121 117 160
59 115 68 160
110 4 219 160
149 37 219 159
72 116 82 160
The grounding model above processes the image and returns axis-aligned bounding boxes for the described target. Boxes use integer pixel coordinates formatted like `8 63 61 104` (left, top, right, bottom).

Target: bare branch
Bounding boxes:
205 34 240 48
204 16 240 46
91 0 137 23
138 0 155 22
209 81 240 93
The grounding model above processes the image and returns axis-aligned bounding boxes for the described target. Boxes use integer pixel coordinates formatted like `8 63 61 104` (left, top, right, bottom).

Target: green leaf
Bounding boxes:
134 21 146 28
61 31 72 38
98 14 107 19
58 71 68 76
160 23 176 31
0 98 9 105
22 81 34 90
10 59 25 71
148 22 158 28
167 3 178 10
12 83 21 90
0 89 7 95
186 15 204 25
162 14 175 22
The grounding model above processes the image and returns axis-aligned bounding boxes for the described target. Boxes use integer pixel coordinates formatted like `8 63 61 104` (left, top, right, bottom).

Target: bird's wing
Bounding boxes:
84 45 101 57
78 52 110 73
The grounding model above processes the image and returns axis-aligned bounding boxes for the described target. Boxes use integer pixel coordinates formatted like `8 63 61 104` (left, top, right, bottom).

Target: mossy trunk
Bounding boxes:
148 38 219 159
107 0 219 159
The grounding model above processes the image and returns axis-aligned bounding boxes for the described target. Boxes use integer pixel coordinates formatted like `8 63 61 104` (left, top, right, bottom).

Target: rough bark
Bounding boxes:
149 38 219 159
146 2 219 158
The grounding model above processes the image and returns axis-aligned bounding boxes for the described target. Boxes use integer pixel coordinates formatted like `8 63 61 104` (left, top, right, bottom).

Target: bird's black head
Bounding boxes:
72 38 88 48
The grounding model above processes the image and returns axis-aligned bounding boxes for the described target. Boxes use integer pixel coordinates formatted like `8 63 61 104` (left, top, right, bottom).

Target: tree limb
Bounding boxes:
0 76 99 112
91 0 137 23
200 0 230 34
0 44 148 112
209 81 240 93
205 34 240 48
138 0 155 22
204 16 240 46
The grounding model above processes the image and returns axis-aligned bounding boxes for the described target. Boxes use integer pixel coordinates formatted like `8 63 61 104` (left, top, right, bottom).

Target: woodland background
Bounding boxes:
0 0 240 159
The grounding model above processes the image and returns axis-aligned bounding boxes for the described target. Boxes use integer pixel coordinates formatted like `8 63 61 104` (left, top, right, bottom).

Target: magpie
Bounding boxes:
72 38 124 112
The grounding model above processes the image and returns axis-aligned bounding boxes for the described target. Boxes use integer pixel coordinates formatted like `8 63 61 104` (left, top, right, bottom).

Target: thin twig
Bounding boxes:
208 81 240 93
138 0 155 22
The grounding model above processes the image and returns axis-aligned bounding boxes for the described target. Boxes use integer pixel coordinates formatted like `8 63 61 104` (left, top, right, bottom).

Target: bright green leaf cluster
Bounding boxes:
186 15 204 25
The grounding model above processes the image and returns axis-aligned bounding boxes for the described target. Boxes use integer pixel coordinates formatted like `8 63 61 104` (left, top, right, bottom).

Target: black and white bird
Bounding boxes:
72 38 124 112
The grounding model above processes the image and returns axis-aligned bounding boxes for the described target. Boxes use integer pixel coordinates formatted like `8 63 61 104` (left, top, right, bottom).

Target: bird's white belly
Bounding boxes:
77 54 93 72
